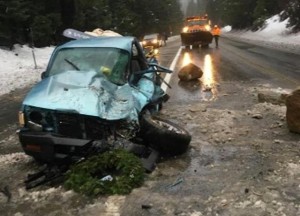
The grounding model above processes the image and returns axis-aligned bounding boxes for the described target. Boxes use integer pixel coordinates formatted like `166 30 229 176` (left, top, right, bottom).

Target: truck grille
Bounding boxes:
25 106 131 140
55 113 112 140
56 113 82 139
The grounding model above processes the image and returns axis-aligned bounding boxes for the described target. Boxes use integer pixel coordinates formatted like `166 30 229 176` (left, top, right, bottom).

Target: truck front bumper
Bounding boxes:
181 31 213 46
18 130 93 164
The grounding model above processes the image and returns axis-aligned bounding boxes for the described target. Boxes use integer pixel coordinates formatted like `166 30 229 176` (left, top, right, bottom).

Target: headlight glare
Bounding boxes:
205 25 211 31
182 27 189 33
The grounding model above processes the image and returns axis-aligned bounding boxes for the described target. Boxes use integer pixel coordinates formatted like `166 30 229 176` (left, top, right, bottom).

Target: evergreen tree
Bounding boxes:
285 0 300 32
0 0 30 48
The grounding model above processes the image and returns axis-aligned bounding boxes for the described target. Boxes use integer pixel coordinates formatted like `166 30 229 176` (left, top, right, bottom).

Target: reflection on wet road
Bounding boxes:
164 36 300 104
182 52 191 66
168 48 221 103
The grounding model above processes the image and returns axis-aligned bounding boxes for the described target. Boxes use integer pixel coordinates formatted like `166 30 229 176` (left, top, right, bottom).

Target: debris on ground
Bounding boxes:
257 89 289 105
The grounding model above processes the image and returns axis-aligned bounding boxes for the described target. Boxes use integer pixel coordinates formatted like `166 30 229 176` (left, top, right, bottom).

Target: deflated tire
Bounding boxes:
141 115 191 156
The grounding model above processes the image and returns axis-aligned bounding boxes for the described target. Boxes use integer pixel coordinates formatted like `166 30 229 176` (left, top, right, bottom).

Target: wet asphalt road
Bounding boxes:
1 35 300 145
159 36 300 104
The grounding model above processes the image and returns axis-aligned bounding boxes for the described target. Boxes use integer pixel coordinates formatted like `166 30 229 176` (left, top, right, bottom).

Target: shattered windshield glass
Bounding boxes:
48 47 129 85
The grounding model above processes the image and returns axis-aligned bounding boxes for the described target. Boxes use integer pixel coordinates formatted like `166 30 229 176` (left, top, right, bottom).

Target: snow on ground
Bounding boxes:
223 15 300 54
0 15 300 97
0 45 54 95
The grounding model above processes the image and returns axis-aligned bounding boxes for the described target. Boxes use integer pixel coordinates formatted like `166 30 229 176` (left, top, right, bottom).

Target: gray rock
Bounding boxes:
258 90 288 105
286 88 300 133
178 63 203 81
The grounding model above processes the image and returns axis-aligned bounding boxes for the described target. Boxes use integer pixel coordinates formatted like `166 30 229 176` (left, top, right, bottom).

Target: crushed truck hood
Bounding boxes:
22 70 138 120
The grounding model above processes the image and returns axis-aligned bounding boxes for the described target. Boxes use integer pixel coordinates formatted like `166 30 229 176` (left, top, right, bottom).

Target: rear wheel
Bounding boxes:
140 115 191 156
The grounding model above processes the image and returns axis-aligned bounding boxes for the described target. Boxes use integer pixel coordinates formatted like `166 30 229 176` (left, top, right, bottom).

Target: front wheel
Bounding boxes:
140 115 191 156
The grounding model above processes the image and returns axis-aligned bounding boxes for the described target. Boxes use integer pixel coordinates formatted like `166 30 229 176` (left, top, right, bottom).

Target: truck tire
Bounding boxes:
140 115 191 156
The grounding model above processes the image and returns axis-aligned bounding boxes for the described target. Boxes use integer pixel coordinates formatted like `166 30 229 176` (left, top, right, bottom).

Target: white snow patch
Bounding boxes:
223 14 300 54
0 152 31 165
0 44 54 95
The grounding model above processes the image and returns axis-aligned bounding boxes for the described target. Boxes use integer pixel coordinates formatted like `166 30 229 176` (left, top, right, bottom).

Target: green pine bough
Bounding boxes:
64 149 145 196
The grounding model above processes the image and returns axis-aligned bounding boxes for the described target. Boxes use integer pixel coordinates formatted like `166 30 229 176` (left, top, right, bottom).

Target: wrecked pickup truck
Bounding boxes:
17 36 191 166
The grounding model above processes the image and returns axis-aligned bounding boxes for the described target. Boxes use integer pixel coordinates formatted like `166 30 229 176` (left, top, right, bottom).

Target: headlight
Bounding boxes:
205 25 211 31
18 111 25 127
142 41 147 45
152 39 158 44
182 27 189 33
29 111 43 124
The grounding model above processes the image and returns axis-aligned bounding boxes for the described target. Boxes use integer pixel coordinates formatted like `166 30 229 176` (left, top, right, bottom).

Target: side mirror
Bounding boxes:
148 63 172 73
41 71 46 79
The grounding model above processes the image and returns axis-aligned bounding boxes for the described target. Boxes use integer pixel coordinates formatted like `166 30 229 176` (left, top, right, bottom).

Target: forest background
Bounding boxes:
0 0 299 48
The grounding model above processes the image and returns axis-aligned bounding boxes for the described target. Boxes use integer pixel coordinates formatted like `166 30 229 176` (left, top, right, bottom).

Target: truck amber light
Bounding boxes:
25 144 41 152
18 111 25 127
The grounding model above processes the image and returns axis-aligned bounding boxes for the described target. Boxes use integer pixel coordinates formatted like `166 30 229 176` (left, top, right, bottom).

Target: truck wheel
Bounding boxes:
201 44 209 48
192 45 199 49
140 115 191 156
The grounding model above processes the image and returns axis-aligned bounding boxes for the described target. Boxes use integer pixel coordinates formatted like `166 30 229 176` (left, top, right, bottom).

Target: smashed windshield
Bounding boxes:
48 47 129 85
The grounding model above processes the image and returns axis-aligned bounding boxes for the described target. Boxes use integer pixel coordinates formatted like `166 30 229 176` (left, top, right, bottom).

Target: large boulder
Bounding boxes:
178 63 203 81
286 88 300 133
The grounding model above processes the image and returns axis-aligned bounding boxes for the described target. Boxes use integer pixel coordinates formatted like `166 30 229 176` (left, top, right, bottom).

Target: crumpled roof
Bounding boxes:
84 28 122 37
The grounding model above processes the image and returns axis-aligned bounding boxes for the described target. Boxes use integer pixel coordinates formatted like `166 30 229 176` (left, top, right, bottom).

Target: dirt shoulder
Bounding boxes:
1 81 300 216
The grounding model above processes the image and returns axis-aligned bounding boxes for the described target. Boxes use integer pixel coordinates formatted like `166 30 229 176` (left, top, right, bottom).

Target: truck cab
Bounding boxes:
181 15 213 49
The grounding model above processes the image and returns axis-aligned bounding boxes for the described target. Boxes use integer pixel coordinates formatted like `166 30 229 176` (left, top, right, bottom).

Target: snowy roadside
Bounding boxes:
0 45 54 96
222 15 300 55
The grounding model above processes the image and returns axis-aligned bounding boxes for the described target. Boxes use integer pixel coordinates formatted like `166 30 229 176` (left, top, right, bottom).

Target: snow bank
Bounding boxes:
223 15 300 54
0 45 54 95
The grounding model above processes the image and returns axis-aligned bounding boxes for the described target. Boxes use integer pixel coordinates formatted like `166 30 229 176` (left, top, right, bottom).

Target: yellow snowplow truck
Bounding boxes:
180 16 213 49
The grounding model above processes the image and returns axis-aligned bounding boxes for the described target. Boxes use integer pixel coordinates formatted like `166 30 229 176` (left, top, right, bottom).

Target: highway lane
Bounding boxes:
159 36 300 104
